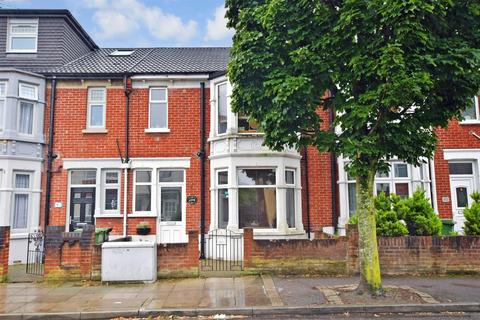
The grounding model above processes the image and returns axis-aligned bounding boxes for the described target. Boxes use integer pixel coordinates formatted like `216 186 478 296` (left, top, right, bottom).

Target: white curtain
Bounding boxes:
19 102 34 134
13 194 28 229
15 174 30 188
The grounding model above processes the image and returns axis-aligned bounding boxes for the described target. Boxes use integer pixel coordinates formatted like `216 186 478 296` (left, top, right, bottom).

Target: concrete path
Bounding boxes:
0 275 478 318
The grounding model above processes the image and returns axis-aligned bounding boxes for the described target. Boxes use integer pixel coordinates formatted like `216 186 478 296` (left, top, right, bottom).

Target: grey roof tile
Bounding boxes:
41 47 230 76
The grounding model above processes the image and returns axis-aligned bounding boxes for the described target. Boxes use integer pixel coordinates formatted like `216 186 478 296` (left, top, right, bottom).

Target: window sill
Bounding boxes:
460 121 480 125
82 128 108 134
129 213 157 218
96 214 123 218
145 128 171 133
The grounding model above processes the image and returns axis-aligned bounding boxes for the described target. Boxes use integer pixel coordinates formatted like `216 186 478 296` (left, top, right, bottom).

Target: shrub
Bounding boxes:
374 192 408 237
397 189 442 236
464 192 480 235
348 214 359 225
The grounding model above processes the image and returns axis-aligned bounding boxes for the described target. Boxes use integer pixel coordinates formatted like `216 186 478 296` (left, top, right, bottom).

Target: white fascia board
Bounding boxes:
131 74 210 80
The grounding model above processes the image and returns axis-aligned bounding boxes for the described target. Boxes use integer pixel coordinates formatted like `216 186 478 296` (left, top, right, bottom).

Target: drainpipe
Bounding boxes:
44 77 57 231
199 82 206 259
329 109 338 233
122 75 132 238
303 147 311 239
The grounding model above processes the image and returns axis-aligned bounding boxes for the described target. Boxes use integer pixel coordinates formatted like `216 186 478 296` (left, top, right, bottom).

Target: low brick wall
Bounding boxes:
0 227 10 282
244 228 349 275
44 226 97 281
157 230 199 278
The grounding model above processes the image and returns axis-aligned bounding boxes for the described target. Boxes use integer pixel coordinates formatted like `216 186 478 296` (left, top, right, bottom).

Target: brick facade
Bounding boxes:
0 227 10 282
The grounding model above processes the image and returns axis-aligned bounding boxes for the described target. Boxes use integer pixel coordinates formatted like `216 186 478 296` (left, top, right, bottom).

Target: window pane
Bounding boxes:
105 189 118 210
11 24 37 33
395 183 409 198
348 183 357 216
238 169 276 186
15 174 30 188
158 170 184 182
218 171 228 185
394 164 408 178
456 187 468 208
376 170 389 178
149 102 167 128
462 97 477 120
136 171 151 183
89 88 105 102
217 82 227 134
105 172 118 184
89 105 104 127
13 194 28 229
285 170 295 184
71 171 96 185
19 101 33 134
150 88 166 101
239 188 276 228
135 185 151 211
449 163 473 175
19 84 36 100
286 188 295 228
376 183 390 196
161 187 182 221
11 37 36 50
218 189 229 228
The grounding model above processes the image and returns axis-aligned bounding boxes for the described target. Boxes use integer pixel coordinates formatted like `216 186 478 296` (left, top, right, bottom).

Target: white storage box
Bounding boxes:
101 240 157 282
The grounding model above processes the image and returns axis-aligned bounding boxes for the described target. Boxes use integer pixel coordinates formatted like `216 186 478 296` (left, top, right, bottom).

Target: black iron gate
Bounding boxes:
26 231 45 276
201 229 243 271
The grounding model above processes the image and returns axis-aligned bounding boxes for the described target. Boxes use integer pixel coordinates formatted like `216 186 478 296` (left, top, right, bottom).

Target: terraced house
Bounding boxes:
0 8 478 277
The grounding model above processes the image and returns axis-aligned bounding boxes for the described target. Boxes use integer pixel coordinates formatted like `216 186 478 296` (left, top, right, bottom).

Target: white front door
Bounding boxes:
157 186 186 243
450 177 474 233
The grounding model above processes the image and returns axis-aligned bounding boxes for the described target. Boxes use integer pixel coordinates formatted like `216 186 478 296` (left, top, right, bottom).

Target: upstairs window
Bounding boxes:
462 96 479 122
87 87 106 129
0 83 5 132
7 19 38 53
217 82 228 134
149 88 168 130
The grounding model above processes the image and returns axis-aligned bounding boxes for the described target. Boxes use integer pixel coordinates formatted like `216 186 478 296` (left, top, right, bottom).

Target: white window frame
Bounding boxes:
87 87 107 129
7 18 38 53
461 96 480 124
147 87 169 132
11 171 32 232
216 81 228 135
0 82 6 132
19 83 38 101
133 169 153 214
158 169 186 222
102 170 120 215
285 169 297 228
216 170 229 229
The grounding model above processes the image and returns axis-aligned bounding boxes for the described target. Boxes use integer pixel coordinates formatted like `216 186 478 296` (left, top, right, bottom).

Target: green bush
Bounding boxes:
373 192 408 237
464 192 480 235
348 214 359 225
397 189 442 236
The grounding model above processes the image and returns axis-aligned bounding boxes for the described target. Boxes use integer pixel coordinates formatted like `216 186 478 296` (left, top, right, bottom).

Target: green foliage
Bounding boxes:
373 192 408 237
464 192 480 235
348 214 359 225
396 190 442 236
226 0 480 177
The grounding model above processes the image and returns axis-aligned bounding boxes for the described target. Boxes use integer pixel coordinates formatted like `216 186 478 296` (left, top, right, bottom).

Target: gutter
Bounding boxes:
199 82 206 259
44 78 57 230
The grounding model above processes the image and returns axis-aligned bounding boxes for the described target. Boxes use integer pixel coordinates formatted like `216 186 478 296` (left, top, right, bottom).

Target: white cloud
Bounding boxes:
84 0 197 44
204 5 233 41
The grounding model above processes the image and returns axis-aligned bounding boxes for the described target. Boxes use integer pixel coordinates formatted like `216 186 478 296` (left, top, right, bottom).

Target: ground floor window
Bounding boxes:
12 172 31 230
285 169 296 228
134 170 152 213
217 171 229 229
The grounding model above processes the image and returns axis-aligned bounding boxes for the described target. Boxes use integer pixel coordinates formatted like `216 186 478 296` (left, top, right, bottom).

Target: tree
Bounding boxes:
226 0 480 295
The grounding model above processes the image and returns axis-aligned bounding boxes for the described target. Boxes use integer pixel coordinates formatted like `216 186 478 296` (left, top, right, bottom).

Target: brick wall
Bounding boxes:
0 227 9 282
157 230 199 278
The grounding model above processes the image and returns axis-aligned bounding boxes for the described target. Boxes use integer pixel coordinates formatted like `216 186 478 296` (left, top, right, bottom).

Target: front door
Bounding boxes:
157 186 186 243
450 178 474 233
70 187 95 231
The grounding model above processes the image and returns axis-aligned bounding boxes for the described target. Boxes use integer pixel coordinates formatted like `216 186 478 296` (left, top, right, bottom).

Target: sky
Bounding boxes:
0 0 234 48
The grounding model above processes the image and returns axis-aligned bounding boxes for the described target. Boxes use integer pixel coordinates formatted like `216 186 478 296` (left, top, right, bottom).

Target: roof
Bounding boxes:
41 47 231 78
0 9 98 50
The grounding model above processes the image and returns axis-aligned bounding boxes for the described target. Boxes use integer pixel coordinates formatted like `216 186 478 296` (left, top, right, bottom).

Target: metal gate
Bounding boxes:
201 229 243 271
26 231 45 276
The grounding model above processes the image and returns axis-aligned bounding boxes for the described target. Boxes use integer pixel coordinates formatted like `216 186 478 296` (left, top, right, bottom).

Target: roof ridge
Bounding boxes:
126 48 156 73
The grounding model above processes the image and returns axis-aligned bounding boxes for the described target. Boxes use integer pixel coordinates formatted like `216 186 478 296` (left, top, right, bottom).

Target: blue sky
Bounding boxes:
0 0 233 47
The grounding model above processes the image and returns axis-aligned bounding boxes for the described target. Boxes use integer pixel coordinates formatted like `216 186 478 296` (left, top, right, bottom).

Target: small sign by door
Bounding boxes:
187 195 197 205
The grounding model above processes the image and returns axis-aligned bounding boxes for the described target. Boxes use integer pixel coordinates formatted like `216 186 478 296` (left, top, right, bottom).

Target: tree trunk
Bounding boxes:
355 169 383 295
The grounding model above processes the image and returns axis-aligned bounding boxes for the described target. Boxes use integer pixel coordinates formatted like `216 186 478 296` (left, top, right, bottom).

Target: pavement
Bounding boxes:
0 275 478 319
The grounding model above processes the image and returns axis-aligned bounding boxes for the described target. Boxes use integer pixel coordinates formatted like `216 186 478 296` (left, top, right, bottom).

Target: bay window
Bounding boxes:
0 83 5 132
285 170 296 228
217 171 229 228
238 169 277 229
12 172 31 230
